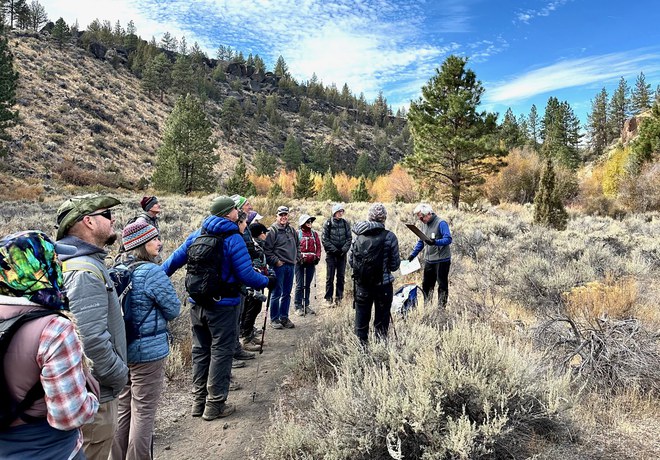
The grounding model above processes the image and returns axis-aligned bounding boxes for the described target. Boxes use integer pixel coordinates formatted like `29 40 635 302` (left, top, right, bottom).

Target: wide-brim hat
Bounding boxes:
298 214 315 227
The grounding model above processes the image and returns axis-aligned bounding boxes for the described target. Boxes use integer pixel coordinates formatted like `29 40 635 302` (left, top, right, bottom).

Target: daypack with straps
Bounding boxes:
351 229 388 285
298 229 320 265
185 229 240 305
0 310 66 429
108 259 150 344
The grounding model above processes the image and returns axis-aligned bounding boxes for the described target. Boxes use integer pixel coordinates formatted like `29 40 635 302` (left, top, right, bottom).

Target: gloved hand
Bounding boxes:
267 275 278 290
425 239 436 246
313 259 320 265
407 255 415 262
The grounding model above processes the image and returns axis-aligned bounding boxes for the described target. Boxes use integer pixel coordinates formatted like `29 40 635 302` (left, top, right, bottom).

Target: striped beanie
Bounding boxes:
230 194 247 210
122 221 158 251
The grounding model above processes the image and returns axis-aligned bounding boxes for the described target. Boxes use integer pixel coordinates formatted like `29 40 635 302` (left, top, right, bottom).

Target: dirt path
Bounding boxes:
154 305 323 460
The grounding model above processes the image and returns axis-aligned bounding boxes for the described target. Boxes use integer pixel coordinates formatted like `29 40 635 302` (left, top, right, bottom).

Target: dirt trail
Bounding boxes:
154 306 323 460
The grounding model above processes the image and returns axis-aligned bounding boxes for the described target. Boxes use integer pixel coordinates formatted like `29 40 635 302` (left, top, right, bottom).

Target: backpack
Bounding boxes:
391 284 420 318
185 229 240 305
0 310 66 429
298 229 320 265
351 229 388 285
108 259 148 344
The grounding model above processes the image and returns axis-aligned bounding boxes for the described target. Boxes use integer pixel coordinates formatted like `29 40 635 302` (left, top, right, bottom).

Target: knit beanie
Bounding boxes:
140 196 158 212
122 221 158 251
368 203 387 223
230 194 247 210
247 211 263 225
332 203 344 216
210 196 236 217
249 222 268 238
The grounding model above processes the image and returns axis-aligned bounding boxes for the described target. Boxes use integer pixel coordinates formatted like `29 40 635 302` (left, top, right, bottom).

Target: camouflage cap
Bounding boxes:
56 194 121 240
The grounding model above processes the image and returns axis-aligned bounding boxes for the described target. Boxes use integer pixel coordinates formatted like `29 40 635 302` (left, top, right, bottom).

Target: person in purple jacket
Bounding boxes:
161 196 274 421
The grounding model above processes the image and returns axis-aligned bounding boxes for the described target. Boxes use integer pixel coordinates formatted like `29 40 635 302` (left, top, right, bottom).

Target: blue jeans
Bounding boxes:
294 264 316 309
269 263 294 322
190 303 238 406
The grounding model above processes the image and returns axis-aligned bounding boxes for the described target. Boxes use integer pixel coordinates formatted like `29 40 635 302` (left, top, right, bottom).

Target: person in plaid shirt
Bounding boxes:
0 231 99 459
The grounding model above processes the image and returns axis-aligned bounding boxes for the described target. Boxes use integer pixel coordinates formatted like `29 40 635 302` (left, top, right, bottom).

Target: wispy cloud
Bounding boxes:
514 0 571 24
485 48 660 104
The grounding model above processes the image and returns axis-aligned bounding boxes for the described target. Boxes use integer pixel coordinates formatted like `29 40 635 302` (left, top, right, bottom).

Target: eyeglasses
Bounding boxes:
278 213 288 216
87 209 112 220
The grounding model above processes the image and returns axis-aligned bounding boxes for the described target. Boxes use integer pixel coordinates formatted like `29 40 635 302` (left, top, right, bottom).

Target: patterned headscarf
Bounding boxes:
0 231 71 310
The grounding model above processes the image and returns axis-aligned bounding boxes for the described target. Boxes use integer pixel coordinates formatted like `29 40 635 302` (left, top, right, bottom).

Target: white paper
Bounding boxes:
399 257 421 276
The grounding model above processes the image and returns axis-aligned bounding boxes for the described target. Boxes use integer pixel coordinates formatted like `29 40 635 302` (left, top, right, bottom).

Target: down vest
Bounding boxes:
162 215 269 306
125 262 181 364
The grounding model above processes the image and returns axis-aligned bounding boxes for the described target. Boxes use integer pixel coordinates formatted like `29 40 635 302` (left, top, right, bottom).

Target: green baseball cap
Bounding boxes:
56 194 121 240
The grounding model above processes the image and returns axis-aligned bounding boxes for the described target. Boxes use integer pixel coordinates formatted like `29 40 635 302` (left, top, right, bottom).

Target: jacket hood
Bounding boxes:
352 221 385 236
202 215 239 234
56 235 107 261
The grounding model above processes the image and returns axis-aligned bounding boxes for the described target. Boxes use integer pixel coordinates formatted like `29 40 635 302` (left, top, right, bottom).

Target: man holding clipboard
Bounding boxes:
405 204 452 308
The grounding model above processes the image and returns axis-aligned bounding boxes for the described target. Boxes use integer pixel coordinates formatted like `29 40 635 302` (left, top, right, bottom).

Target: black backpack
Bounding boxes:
108 259 149 344
1 310 66 429
351 229 388 285
185 229 240 305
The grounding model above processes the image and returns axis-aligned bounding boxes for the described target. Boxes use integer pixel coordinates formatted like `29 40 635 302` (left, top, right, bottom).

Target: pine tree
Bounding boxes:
317 168 341 201
528 104 540 150
307 139 328 173
351 176 370 202
376 148 393 174
153 95 218 193
630 100 660 172
631 71 651 115
142 53 171 101
587 88 609 156
0 24 18 152
225 154 256 196
609 77 630 141
354 151 370 177
293 164 315 198
27 0 47 32
404 55 506 208
171 55 195 95
533 158 567 230
282 133 303 170
51 17 70 49
253 148 278 176
500 107 525 150
274 55 288 77
219 96 243 139
160 32 177 52
541 97 581 169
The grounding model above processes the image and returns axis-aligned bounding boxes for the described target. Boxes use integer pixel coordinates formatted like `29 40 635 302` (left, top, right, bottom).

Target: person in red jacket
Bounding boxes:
294 214 321 316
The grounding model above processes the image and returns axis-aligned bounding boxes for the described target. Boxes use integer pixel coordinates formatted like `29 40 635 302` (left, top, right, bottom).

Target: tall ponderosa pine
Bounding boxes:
351 176 370 202
587 88 609 156
527 104 540 150
293 164 315 199
404 55 506 208
631 71 651 115
142 53 171 101
354 151 370 177
282 133 303 170
500 107 525 150
609 77 630 141
541 97 581 169
533 158 568 230
253 148 278 176
153 95 218 194
225 154 256 196
0 24 18 151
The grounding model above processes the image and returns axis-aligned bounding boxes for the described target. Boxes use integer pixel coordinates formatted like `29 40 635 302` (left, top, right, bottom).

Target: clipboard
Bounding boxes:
405 224 434 244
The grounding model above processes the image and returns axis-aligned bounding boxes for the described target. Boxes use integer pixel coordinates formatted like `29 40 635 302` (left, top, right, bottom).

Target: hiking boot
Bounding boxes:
234 349 255 360
202 402 235 421
294 308 305 316
242 341 261 352
304 306 316 315
191 401 206 417
229 379 242 391
249 335 263 346
281 317 295 329
232 359 246 369
271 319 284 329
324 299 334 307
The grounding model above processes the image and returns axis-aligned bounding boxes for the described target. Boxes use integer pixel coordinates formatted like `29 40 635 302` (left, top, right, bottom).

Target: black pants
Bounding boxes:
422 260 451 307
240 294 263 338
354 282 393 344
325 253 347 301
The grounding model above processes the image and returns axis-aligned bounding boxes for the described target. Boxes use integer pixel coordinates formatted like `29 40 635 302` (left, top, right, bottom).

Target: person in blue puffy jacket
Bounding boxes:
110 221 180 460
161 196 273 421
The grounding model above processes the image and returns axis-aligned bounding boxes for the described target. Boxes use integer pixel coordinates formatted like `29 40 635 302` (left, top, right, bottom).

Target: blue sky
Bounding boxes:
42 0 660 124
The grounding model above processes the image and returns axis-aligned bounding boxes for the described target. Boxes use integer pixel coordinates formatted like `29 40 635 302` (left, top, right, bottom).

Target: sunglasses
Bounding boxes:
87 209 112 220
278 213 289 216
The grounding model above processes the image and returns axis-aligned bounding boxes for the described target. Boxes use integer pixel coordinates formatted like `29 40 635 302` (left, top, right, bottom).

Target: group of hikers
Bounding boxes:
0 193 452 460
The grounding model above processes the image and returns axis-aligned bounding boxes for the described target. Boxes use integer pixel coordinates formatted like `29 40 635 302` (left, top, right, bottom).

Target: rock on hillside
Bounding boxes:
2 32 408 197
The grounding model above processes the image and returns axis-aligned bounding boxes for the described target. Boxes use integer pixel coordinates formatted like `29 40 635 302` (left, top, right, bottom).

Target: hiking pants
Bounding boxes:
110 359 165 460
354 282 393 344
190 303 237 406
294 264 316 310
269 263 294 323
325 253 346 301
241 294 263 338
422 260 451 308
82 399 118 460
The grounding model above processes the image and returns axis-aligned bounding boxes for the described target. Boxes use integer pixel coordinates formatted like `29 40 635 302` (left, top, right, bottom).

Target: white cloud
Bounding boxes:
485 49 660 104
515 0 571 24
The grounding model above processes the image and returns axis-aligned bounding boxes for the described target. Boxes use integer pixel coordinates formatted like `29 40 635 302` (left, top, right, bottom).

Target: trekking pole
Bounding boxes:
302 265 307 316
389 313 398 341
252 287 272 403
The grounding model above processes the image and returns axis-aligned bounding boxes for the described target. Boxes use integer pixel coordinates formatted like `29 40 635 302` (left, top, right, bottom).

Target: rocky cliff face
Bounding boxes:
2 30 408 197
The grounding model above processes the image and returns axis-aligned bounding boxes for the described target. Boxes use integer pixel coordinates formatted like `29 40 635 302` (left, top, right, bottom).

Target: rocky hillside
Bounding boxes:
2 30 408 197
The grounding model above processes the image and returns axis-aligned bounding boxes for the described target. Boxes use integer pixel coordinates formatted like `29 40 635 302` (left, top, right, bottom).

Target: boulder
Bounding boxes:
622 116 639 145
88 42 107 60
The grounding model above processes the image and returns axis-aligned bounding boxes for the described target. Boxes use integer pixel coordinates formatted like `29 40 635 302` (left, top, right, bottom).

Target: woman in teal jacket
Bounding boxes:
110 221 180 460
